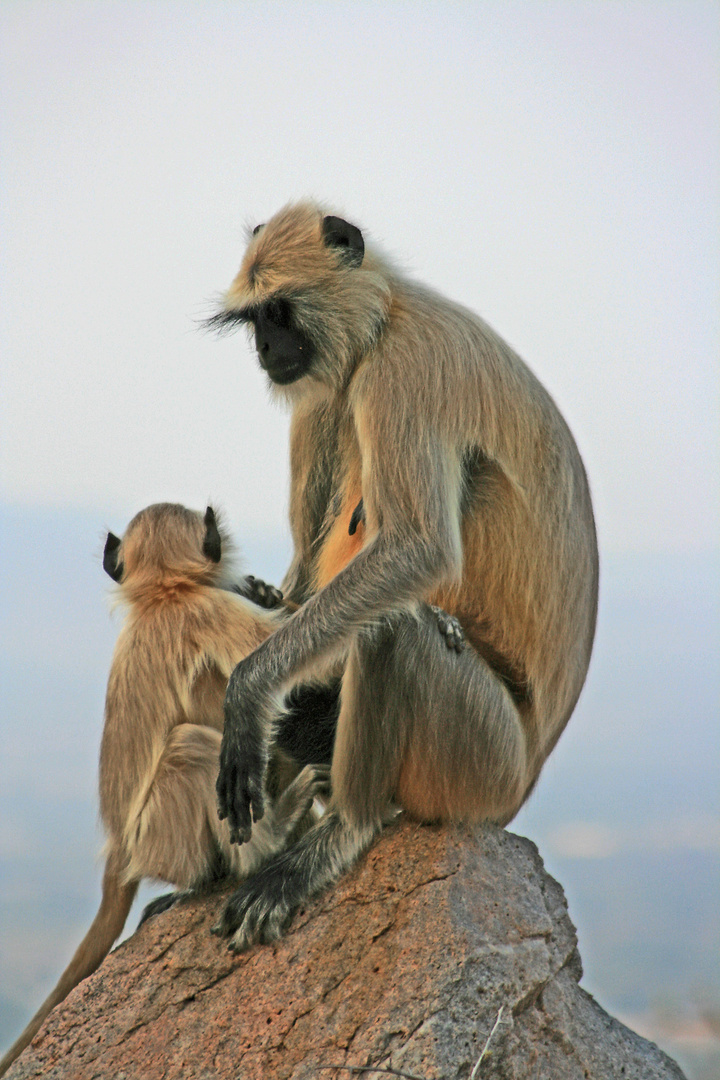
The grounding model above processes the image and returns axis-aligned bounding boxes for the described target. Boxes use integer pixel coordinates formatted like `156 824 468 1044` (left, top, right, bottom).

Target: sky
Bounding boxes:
1 0 717 558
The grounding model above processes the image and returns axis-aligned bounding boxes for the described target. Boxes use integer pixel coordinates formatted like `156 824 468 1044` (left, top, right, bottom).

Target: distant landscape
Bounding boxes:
1 505 718 1078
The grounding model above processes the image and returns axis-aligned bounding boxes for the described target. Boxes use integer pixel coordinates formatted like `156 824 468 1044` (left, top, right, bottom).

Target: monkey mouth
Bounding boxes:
259 358 305 385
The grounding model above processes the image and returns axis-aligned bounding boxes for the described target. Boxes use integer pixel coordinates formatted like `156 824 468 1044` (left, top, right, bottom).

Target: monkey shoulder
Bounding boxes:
201 587 280 668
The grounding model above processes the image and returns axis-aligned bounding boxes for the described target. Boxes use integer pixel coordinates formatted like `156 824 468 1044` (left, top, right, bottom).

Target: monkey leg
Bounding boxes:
139 757 329 927
273 616 460 769
124 724 229 889
335 606 529 828
214 606 528 952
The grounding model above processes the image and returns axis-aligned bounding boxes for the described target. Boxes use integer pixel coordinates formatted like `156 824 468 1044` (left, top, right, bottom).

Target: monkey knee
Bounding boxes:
481 729 528 822
478 708 531 822
397 730 526 825
453 687 528 821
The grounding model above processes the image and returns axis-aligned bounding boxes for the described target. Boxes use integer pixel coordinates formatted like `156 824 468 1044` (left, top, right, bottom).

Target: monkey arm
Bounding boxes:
217 426 464 844
218 537 450 843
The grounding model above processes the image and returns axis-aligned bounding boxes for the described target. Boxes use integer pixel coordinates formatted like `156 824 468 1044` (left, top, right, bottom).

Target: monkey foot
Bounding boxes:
211 858 299 952
138 890 187 926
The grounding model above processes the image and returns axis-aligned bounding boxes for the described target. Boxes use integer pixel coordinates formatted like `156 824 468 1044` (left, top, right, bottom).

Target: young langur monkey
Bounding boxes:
0 503 330 1077
208 202 599 952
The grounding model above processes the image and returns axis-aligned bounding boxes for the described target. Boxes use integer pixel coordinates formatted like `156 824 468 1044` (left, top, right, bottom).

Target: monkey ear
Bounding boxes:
103 533 124 582
348 498 365 536
203 506 222 563
322 216 364 268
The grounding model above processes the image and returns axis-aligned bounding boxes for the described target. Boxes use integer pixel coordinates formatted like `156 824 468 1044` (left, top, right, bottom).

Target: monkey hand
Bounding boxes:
430 605 465 653
217 666 270 845
234 575 284 610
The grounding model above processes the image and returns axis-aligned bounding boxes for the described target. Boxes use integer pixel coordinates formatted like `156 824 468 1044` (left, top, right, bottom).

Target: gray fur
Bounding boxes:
212 202 599 951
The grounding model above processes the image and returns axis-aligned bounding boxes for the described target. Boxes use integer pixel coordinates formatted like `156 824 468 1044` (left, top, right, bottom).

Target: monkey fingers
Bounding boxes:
218 681 270 842
216 734 267 844
219 765 266 846
288 762 332 803
237 575 285 610
430 605 466 653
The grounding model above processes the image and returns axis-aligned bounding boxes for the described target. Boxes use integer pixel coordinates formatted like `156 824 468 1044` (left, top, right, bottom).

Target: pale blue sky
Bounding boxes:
1 0 717 557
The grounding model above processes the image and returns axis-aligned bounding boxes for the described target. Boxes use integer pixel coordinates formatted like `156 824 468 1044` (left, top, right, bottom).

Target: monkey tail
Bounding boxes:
0 848 138 1077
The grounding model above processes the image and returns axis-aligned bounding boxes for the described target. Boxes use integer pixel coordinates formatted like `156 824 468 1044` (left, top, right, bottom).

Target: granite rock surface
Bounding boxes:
7 821 686 1080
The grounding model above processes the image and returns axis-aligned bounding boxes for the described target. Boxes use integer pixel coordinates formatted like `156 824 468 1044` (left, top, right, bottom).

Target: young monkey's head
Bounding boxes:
103 503 230 593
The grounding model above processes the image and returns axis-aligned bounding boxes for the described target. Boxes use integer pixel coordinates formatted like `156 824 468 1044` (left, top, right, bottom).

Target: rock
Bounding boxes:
6 822 686 1080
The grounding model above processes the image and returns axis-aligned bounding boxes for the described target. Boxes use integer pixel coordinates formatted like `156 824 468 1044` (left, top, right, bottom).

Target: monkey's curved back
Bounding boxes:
366 280 598 743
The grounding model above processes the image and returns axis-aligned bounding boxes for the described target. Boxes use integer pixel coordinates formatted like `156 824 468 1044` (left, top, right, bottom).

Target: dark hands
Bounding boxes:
216 668 269 845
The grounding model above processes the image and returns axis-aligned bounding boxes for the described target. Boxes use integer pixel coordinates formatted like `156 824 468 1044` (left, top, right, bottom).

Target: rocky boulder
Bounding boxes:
6 822 686 1079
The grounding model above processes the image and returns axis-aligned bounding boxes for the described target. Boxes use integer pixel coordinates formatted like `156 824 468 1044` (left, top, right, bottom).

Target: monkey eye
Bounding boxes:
263 298 293 329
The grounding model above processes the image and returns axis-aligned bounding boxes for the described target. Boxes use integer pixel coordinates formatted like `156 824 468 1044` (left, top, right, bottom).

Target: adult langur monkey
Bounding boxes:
0 503 332 1078
208 203 599 952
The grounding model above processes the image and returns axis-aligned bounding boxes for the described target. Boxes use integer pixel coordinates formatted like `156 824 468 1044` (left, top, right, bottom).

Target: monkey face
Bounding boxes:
251 297 316 385
204 294 316 385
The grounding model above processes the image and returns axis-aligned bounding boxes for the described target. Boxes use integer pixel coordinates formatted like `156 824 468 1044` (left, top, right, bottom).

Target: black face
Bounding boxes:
252 298 315 385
